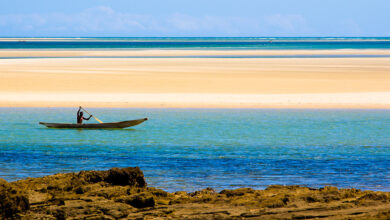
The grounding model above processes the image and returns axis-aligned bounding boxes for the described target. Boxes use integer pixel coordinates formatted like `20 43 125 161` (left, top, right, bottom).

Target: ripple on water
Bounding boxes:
0 108 389 192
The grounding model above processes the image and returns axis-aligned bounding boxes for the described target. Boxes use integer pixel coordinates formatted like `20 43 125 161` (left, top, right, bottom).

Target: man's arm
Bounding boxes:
77 107 81 116
83 115 93 120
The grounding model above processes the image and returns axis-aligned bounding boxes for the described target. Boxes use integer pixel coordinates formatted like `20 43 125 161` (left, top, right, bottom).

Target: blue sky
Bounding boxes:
0 0 389 37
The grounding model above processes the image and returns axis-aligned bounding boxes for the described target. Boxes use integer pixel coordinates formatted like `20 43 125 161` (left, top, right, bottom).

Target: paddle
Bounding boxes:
80 107 103 123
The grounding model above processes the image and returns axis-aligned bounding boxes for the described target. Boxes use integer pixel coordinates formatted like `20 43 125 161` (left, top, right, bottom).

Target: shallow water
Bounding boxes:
0 108 389 192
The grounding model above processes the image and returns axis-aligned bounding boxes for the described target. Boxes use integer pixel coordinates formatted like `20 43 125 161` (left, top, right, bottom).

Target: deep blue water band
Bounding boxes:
2 40 390 50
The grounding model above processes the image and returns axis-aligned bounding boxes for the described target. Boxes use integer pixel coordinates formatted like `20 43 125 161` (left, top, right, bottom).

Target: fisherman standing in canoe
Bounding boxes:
77 106 92 124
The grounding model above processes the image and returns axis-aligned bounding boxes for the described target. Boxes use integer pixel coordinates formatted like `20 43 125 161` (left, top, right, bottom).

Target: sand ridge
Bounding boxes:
1 49 390 57
1 92 390 109
1 52 390 108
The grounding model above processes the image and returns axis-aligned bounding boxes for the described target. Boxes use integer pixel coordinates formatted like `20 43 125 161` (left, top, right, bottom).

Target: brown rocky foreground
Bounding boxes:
1 167 390 219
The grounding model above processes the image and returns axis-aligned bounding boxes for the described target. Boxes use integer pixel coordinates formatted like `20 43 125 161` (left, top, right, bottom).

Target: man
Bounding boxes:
77 106 92 124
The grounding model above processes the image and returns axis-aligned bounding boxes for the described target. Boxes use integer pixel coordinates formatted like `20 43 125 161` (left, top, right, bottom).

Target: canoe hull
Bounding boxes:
39 118 148 129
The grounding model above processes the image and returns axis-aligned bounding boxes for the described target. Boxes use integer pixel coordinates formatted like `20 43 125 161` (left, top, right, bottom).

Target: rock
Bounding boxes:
74 186 85 194
117 193 155 208
220 188 254 197
3 168 390 219
147 187 169 197
0 178 29 219
106 167 146 187
128 194 155 208
53 209 66 220
189 187 216 197
78 167 146 187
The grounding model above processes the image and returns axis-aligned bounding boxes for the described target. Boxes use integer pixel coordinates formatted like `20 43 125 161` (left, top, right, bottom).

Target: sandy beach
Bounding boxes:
1 50 390 108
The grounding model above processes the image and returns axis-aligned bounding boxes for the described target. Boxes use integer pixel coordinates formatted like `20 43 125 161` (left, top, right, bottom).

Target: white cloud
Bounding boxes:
264 14 308 33
168 14 246 34
0 6 157 36
0 6 312 36
338 19 361 35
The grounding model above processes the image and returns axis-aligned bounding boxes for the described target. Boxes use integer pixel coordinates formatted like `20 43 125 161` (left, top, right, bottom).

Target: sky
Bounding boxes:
0 0 389 37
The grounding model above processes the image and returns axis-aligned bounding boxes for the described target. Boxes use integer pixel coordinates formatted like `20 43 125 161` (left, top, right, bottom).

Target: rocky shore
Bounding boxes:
1 167 390 219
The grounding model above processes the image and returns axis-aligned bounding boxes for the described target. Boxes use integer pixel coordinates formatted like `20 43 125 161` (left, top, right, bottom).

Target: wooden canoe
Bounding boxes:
39 118 148 129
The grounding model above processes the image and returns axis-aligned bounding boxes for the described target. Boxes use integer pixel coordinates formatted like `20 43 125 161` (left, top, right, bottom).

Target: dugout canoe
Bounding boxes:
39 118 148 129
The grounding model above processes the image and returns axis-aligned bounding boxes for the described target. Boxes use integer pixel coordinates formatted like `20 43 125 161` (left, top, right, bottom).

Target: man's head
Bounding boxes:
80 111 84 116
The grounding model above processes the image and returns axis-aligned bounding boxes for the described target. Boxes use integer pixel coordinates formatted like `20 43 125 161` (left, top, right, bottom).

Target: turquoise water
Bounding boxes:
0 108 389 192
1 37 390 50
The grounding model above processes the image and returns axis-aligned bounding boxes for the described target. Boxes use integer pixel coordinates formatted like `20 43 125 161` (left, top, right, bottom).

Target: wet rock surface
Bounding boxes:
1 167 390 219
0 178 29 219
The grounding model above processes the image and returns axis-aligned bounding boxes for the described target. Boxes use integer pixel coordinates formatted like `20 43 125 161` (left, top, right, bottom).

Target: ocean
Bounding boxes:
1 37 390 50
1 108 389 192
